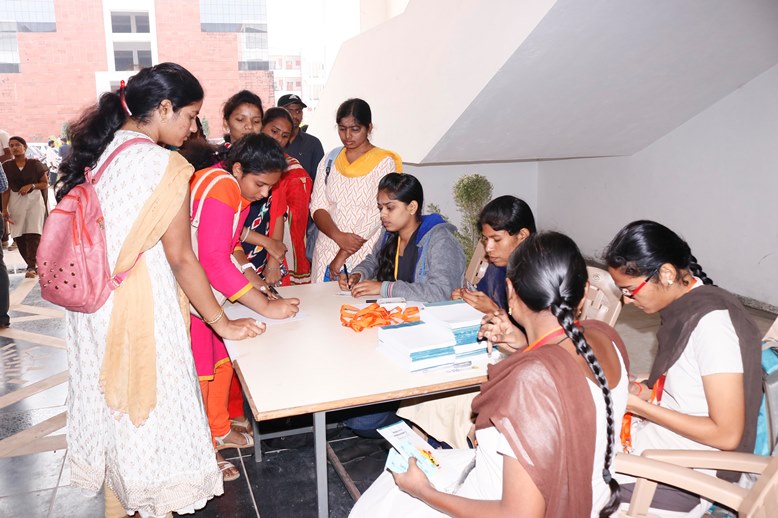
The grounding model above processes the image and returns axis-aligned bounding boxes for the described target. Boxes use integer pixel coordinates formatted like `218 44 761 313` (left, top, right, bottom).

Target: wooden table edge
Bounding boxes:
233 359 486 422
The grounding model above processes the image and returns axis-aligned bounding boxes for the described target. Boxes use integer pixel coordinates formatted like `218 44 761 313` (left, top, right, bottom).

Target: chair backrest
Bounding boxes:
465 241 489 288
740 451 778 517
581 266 623 326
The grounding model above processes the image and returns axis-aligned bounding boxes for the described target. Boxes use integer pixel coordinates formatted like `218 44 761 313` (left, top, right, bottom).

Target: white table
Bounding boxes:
224 283 487 518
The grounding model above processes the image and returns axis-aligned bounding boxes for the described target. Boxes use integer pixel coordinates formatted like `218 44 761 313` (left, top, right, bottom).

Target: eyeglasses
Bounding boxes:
621 268 658 299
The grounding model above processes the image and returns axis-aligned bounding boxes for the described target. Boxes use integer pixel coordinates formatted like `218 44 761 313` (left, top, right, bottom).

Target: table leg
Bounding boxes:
314 411 328 518
253 416 262 463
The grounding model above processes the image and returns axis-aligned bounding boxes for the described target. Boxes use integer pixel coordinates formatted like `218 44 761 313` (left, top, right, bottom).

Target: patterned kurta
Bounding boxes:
309 148 400 282
66 131 222 517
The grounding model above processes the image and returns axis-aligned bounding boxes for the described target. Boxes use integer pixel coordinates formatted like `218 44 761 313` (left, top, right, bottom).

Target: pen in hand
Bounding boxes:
343 263 352 290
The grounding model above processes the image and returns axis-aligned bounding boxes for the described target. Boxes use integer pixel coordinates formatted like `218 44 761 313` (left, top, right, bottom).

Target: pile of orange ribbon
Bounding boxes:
339 303 420 332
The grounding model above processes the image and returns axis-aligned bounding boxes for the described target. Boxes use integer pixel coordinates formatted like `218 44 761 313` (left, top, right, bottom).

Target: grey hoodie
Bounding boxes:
352 214 466 303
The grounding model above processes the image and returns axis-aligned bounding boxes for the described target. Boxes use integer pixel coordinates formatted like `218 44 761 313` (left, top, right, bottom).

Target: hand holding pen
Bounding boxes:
478 309 527 355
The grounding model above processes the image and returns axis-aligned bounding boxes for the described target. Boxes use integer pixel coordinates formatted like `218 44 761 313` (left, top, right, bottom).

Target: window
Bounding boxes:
113 42 152 71
0 0 56 32
0 22 19 72
238 24 268 71
111 12 150 34
200 0 267 33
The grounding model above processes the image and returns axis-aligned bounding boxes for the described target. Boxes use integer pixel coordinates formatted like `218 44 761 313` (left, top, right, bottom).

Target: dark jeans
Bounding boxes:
0 245 9 325
14 233 41 271
342 402 401 439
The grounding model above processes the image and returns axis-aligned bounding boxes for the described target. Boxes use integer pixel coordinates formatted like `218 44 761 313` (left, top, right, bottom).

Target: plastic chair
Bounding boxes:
581 266 623 326
465 241 489 288
615 449 778 517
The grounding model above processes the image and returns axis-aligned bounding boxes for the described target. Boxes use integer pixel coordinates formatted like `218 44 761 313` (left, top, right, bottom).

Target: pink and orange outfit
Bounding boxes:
190 167 252 444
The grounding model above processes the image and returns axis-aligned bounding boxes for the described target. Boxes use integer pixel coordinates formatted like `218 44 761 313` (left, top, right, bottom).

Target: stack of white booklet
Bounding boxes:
378 421 476 493
421 300 489 360
377 320 457 371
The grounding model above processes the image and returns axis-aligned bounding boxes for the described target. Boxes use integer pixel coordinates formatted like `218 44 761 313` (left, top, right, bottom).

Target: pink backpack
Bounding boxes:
37 138 153 313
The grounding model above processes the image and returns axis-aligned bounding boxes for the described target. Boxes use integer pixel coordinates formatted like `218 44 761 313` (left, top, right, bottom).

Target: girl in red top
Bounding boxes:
242 107 313 285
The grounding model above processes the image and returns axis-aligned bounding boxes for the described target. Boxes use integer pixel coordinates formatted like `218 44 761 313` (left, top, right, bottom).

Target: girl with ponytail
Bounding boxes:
350 232 628 518
59 63 263 517
605 220 762 516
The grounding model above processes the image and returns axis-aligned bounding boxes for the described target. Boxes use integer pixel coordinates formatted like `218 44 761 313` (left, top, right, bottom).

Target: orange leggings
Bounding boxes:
199 360 234 445
228 374 245 419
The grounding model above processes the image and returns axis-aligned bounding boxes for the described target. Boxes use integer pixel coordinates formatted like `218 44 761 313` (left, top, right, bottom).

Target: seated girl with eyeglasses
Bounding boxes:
604 220 762 517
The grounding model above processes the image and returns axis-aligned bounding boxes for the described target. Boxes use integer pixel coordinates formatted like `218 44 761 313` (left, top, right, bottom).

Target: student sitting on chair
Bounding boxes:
336 173 465 438
452 195 536 314
604 220 762 517
398 196 536 448
350 232 628 518
339 173 465 303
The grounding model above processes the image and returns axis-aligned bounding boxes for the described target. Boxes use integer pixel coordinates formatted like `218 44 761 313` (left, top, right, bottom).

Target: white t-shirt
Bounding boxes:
631 283 743 454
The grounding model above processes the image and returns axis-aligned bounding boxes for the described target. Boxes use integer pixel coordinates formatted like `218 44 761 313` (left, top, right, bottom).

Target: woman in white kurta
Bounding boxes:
58 63 262 518
309 98 402 283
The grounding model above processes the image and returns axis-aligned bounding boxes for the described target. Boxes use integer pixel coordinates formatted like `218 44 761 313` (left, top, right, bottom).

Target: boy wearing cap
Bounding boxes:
278 94 324 180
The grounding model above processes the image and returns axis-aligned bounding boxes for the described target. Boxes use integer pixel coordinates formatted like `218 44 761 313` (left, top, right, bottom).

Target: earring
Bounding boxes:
508 307 512 316
667 280 674 286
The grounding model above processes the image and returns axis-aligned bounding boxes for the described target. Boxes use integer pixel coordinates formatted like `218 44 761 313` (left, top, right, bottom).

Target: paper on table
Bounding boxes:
225 303 306 326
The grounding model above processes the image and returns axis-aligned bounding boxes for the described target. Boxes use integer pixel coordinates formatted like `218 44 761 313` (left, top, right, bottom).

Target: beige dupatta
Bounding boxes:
99 151 194 426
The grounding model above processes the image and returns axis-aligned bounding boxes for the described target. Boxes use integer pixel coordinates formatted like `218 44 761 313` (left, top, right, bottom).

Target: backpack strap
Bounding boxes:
324 146 343 185
87 137 155 184
190 168 242 235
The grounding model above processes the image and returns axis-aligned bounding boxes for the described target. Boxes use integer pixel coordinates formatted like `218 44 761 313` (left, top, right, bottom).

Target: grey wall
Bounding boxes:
537 64 778 307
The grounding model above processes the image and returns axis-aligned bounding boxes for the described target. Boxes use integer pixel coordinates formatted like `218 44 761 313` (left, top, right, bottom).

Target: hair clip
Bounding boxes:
119 80 133 117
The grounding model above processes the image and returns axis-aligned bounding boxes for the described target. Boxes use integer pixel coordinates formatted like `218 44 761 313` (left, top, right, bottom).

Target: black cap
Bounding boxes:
277 94 307 108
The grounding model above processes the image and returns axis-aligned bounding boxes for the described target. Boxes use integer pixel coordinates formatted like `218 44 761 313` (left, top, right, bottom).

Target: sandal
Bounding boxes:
214 429 254 450
230 416 252 434
217 459 240 482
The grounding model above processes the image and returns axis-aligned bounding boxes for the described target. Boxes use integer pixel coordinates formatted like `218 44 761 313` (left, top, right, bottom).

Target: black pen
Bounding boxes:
343 263 352 290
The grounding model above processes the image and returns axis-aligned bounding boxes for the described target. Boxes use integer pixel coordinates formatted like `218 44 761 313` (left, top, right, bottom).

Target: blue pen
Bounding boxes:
343 263 352 289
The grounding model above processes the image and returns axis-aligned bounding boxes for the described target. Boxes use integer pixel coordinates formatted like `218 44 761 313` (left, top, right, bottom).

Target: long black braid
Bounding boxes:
508 231 620 517
687 254 714 285
550 302 620 517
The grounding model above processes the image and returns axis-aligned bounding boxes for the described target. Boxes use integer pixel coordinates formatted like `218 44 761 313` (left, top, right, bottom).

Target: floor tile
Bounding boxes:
0 449 65 497
0 487 53 518
49 484 103 518
0 405 66 441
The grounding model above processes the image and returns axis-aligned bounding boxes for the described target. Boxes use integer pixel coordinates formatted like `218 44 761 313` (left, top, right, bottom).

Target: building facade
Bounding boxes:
0 0 274 141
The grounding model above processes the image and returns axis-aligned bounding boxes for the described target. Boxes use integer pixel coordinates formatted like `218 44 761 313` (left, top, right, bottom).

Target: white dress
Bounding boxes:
65 131 222 517
308 152 396 282
350 347 629 517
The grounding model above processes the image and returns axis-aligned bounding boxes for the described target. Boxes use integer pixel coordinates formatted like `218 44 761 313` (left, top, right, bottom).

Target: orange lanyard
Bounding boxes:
524 326 566 352
620 373 667 452
339 303 420 332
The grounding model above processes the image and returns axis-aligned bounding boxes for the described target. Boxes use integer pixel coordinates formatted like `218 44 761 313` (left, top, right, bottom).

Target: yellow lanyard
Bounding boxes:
394 237 401 280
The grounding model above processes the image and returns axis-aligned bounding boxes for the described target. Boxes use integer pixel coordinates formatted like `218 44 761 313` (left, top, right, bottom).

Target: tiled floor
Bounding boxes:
0 247 775 517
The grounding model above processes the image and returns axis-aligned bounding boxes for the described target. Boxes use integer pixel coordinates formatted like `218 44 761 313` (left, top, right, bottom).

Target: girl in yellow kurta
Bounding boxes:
309 98 402 283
